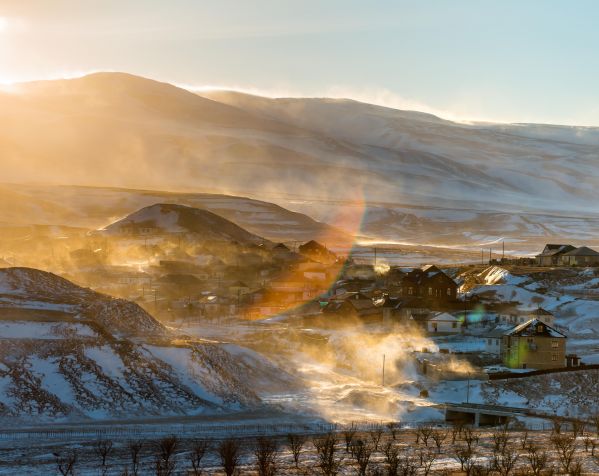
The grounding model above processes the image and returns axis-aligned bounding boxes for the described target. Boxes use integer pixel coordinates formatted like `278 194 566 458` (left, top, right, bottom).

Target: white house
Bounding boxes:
483 326 513 355
498 308 555 327
425 312 461 334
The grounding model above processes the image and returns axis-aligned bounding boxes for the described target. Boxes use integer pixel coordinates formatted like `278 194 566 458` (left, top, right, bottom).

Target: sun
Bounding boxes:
0 17 7 33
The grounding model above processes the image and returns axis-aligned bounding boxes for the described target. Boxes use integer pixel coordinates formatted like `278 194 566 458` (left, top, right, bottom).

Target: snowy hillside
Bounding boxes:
100 203 269 245
0 267 295 422
1 73 598 252
460 265 599 362
0 183 349 244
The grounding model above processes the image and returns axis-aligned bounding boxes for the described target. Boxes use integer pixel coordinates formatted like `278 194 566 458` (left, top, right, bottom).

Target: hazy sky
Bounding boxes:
1 0 598 125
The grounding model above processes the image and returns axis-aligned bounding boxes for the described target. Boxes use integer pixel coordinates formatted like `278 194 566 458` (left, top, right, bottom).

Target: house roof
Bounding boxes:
330 291 371 301
427 312 459 322
562 246 599 257
402 265 456 287
229 281 248 287
158 273 201 285
537 244 576 257
485 325 515 338
505 318 566 338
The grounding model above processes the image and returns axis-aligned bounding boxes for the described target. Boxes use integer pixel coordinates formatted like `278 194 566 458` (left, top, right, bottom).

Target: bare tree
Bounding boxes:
287 433 306 468
462 427 479 453
525 444 548 476
369 425 384 452
417 425 434 447
384 442 400 476
54 450 77 476
451 421 464 444
418 448 436 476
572 420 586 438
314 432 342 476
386 422 399 440
128 440 143 476
254 436 277 476
218 438 241 476
95 439 114 476
550 417 562 435
491 427 509 455
350 439 373 476
155 435 178 476
569 459 583 476
397 454 418 476
453 446 475 474
519 430 529 450
343 423 357 453
189 439 209 476
430 429 447 454
492 444 519 476
551 433 577 474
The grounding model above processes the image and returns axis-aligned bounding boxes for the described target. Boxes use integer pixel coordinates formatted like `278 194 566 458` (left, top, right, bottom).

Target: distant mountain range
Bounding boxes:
2 72 599 252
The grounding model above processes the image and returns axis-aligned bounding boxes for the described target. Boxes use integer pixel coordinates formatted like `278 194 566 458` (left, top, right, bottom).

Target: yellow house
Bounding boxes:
501 319 566 370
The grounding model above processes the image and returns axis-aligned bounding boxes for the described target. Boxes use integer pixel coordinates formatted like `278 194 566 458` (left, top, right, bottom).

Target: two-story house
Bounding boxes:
501 319 566 370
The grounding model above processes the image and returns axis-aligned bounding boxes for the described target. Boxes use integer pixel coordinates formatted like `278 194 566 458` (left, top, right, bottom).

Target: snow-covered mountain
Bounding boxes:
2 72 599 251
0 267 295 422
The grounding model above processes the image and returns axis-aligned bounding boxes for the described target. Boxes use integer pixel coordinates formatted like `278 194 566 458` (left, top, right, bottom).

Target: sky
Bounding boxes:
1 0 598 125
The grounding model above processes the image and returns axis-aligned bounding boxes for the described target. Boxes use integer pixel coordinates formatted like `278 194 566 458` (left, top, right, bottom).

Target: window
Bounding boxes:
487 338 492 345
552 353 558 361
551 339 559 348
527 337 534 344
447 287 451 296
428 287 432 296
452 322 457 328
408 287 413 295
496 339 500 345
537 324 543 333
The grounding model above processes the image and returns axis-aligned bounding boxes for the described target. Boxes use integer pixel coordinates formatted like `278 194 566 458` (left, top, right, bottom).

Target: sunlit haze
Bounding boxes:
1 0 599 124
2 2 599 472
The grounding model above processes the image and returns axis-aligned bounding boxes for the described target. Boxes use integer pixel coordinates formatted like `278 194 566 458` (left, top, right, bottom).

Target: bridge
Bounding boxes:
438 402 562 427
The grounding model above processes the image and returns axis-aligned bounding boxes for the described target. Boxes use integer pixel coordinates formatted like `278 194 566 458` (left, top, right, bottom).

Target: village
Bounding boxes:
52 217 599 386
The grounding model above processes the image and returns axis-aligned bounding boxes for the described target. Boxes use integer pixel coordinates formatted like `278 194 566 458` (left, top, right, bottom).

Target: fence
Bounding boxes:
488 363 599 380
0 418 579 443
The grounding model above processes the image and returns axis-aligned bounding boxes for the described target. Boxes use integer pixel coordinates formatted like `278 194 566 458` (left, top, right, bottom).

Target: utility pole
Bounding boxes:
382 354 386 386
481 249 484 265
502 241 505 261
489 248 492 263
466 372 471 403
374 247 377 268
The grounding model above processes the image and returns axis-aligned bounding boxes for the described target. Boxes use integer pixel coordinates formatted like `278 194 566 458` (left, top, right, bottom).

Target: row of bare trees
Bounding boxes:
50 418 599 475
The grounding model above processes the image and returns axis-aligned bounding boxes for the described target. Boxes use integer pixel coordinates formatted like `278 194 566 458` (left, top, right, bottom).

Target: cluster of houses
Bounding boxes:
72 230 579 373
535 243 599 266
312 259 573 372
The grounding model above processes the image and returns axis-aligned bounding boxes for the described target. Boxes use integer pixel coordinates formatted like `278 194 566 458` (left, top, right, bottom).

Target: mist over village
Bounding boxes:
1 1 599 474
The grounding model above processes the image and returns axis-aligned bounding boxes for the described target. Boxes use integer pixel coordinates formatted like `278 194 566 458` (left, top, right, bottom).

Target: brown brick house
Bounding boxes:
399 265 458 305
501 318 566 370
